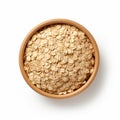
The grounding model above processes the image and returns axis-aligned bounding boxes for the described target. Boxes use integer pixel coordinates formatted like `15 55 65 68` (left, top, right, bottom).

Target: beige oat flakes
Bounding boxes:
23 24 95 95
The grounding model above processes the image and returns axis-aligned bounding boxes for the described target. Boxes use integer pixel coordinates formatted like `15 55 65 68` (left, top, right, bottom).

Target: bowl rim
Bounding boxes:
19 18 100 99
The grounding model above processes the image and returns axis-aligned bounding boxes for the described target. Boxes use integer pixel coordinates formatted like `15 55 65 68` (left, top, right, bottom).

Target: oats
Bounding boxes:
28 41 33 46
63 49 68 55
58 92 63 95
62 77 69 82
87 54 92 60
26 56 31 61
24 24 95 95
36 84 41 88
49 46 55 50
45 54 50 60
68 59 74 64
63 70 68 76
28 73 34 81
77 45 82 50
57 63 62 68
50 50 56 56
41 84 46 89
60 68 65 73
34 45 38 50
36 54 43 60
40 40 47 46
61 58 68 64
82 81 86 84
55 55 61 61
64 42 69 47
56 25 61 29
56 35 61 40
70 38 74 43
32 35 37 41
62 91 67 95
32 81 35 85
49 40 54 45
56 82 62 87
32 51 38 58
85 69 89 73
68 90 72 93
90 68 94 74
73 31 78 36
77 76 84 81
48 85 53 90
67 65 74 71
73 54 78 60
70 43 76 50
51 65 58 71
44 48 49 53
91 58 95 65
67 49 73 54
44 63 50 69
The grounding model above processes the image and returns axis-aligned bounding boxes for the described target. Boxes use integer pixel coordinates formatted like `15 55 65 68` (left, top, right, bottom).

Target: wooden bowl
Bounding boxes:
19 19 99 99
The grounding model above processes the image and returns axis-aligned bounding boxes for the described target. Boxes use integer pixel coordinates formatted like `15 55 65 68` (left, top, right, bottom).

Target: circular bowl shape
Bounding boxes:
19 19 99 99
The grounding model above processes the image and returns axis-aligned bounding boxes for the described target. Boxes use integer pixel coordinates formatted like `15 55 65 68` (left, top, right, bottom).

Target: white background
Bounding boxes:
0 0 120 120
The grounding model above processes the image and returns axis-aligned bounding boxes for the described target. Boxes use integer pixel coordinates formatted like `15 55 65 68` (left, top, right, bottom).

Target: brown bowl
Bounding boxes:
19 19 99 99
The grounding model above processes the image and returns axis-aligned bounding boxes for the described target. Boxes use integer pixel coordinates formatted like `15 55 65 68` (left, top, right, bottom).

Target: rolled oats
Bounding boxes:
23 24 95 95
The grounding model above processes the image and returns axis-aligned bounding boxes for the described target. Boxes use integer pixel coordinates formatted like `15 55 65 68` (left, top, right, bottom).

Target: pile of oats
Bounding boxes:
24 24 95 95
